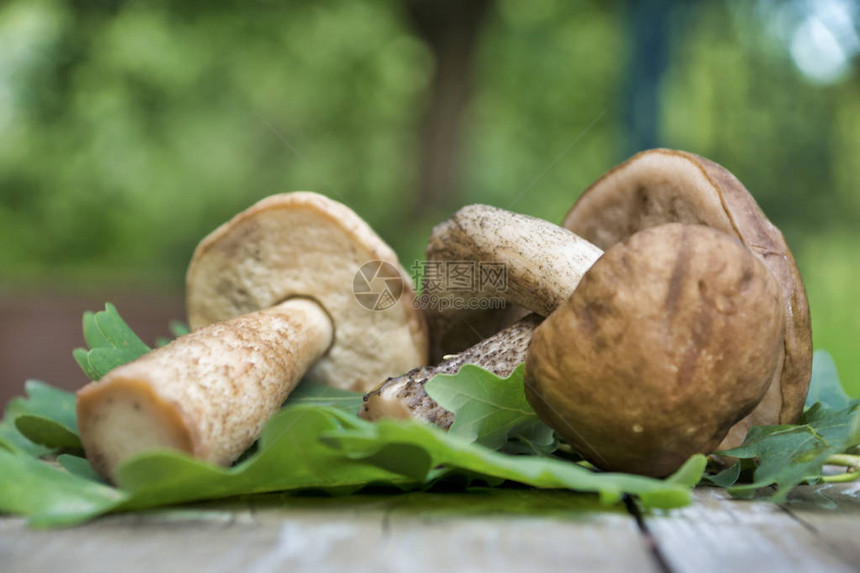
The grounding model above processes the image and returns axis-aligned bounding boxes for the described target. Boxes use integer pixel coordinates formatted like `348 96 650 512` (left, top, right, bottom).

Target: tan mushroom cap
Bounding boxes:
525 224 786 477
562 149 811 445
186 192 428 392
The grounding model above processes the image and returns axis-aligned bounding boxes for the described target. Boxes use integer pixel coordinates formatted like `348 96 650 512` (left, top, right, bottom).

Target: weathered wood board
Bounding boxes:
1 485 858 573
640 486 859 573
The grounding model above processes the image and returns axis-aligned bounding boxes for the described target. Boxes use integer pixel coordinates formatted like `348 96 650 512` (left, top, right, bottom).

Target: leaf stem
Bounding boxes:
826 454 860 468
820 453 860 483
821 471 860 483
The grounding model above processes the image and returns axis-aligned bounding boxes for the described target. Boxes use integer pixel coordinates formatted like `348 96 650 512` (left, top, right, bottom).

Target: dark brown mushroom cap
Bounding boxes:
562 149 811 447
525 224 786 477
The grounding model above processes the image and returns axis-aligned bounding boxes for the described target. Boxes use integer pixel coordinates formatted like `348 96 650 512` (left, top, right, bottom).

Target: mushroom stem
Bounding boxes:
77 297 333 481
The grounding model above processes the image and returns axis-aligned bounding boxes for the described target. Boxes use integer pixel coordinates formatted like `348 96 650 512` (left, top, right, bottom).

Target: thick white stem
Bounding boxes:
77 298 333 481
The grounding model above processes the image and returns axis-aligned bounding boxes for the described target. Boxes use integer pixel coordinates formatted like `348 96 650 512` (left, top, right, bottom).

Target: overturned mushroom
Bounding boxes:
525 224 786 477
360 205 602 424
562 148 812 447
421 201 602 361
77 192 427 480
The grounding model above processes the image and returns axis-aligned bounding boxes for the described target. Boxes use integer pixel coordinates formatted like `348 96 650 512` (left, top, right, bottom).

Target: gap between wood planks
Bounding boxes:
624 494 673 573
627 484 860 573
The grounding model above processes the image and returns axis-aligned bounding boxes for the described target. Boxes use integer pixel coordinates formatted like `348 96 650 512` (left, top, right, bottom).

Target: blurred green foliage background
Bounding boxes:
1 0 858 396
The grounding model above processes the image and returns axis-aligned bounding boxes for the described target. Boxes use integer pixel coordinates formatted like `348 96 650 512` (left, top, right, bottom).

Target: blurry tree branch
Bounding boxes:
406 0 492 215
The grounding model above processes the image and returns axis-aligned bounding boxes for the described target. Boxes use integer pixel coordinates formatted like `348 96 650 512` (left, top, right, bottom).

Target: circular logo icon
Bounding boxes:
353 261 404 311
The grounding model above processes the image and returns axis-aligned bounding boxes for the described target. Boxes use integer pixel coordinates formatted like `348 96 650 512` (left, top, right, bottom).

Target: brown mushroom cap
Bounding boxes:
562 149 811 446
525 224 786 477
186 192 428 392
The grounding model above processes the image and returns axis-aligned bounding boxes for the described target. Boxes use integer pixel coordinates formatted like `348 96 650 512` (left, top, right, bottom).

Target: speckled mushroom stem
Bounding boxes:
77 298 333 481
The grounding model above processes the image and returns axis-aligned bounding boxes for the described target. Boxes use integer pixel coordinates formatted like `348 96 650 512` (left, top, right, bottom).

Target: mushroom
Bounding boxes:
424 203 603 317
360 205 602 424
77 192 428 480
419 201 602 362
525 224 786 477
562 148 812 448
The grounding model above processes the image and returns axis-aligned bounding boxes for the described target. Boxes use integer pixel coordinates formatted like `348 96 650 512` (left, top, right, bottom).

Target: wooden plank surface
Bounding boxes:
639 485 859 573
783 482 860 567
0 489 657 573
1 485 858 573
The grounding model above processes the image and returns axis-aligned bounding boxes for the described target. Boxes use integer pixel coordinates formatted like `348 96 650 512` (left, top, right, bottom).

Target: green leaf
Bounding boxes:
0 397 52 457
322 410 701 509
9 380 80 450
702 462 742 488
0 449 126 527
57 454 106 483
0 381 78 456
74 304 151 381
0 403 702 525
805 350 850 410
721 400 860 501
112 405 414 511
155 320 191 347
667 454 709 488
425 364 555 453
169 320 191 338
15 416 80 450
285 381 364 414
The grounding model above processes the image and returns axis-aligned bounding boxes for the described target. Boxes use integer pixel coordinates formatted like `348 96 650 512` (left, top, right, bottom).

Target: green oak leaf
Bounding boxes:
0 395 52 457
0 402 704 525
155 320 191 347
321 409 704 509
425 364 555 454
720 401 860 501
805 350 850 410
0 381 78 455
73 303 150 381
57 454 106 483
112 405 414 512
11 380 80 450
0 449 126 527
